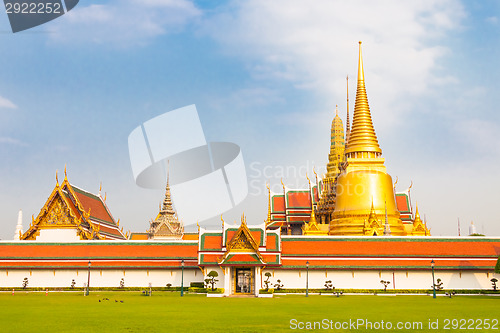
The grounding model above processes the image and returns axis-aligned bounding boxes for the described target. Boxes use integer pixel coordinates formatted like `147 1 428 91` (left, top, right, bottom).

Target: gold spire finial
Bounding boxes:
346 75 351 145
344 41 382 156
335 105 338 116
266 183 272 225
55 170 59 186
64 165 67 181
414 203 421 222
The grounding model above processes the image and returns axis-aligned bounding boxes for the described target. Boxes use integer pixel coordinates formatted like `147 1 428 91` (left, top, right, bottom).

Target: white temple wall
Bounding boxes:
1 268 498 290
36 229 80 241
261 269 499 291
0 269 204 288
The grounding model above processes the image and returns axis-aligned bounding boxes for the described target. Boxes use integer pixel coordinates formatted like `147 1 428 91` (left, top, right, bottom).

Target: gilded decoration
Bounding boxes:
219 215 265 265
39 196 73 227
21 172 104 240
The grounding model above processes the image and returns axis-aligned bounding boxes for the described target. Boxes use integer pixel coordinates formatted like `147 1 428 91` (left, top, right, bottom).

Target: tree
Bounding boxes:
274 279 284 291
119 278 125 289
70 279 76 289
324 280 334 290
495 256 500 274
166 283 172 289
264 272 272 290
207 271 219 291
22 277 28 289
491 278 498 291
204 278 211 289
433 278 444 291
380 280 390 291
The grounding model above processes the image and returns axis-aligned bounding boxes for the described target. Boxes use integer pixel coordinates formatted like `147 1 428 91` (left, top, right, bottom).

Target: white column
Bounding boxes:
254 267 260 296
224 267 231 296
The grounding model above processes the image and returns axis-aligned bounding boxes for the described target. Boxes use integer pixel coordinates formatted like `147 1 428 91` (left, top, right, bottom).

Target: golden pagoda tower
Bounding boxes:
148 173 184 239
316 105 345 225
329 42 406 236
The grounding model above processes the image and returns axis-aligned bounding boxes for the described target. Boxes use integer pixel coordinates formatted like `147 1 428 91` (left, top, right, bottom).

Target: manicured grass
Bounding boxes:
0 291 498 332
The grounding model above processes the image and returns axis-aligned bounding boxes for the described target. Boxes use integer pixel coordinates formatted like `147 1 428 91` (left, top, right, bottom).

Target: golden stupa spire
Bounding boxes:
346 75 351 145
265 183 272 225
344 41 382 156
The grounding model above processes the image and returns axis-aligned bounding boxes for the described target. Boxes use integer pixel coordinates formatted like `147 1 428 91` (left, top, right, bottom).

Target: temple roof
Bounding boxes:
21 172 126 241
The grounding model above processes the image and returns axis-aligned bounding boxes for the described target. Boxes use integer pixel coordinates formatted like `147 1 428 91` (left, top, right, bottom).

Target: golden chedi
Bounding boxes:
329 42 406 236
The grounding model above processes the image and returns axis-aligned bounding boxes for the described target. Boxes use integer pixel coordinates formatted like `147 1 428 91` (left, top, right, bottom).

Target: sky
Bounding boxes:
0 0 499 239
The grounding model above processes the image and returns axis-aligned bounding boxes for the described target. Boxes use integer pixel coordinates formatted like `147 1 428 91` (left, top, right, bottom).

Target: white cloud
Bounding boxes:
49 0 201 47
486 16 498 25
202 0 465 127
0 137 25 146
0 96 17 109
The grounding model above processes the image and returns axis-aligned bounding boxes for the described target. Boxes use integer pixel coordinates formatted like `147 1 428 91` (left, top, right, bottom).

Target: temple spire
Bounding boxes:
14 209 23 241
265 183 272 225
346 75 351 145
345 41 382 156
384 200 391 236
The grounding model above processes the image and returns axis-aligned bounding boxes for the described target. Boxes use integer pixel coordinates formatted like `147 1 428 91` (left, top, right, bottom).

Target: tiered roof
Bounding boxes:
148 176 183 239
21 171 126 240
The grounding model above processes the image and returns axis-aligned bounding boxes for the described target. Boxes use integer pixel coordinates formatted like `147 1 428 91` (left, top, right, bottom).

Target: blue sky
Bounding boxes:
0 0 499 239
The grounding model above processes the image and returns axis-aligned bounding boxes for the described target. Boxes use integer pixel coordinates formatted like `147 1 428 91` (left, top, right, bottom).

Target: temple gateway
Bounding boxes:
1 43 498 296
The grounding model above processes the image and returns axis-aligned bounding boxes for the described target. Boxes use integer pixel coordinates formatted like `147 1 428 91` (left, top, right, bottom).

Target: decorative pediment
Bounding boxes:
38 195 74 227
21 173 105 241
219 215 265 265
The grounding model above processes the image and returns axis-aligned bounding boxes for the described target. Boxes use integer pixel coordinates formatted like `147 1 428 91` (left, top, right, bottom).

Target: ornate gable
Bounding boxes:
22 171 105 241
219 215 265 265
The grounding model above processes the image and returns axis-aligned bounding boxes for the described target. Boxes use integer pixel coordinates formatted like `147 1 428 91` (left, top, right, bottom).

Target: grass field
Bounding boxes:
0 292 498 332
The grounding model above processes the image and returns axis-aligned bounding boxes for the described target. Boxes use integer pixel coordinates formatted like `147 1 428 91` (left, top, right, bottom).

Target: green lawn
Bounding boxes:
0 292 498 332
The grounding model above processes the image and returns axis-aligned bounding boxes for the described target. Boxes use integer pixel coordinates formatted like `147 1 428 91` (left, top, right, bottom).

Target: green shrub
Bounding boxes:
190 282 205 288
188 287 207 293
207 288 224 294
259 288 274 294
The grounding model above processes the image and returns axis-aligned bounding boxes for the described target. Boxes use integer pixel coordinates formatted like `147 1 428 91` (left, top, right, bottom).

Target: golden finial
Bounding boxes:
344 41 382 156
99 182 102 194
346 75 350 145
266 183 272 225
393 176 398 191
64 165 67 181
117 219 120 226
335 105 338 116
55 170 59 186
414 203 421 223
104 192 107 201
221 214 225 230
281 178 285 191
241 214 246 225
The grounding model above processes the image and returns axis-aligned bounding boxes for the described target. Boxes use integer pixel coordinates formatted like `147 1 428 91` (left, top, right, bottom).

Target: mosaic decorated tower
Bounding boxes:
315 105 344 227
148 173 184 239
329 42 406 236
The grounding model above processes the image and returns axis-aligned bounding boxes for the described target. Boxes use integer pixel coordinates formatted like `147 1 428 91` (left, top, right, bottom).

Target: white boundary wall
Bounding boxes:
260 269 499 290
0 268 204 288
1 268 498 290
